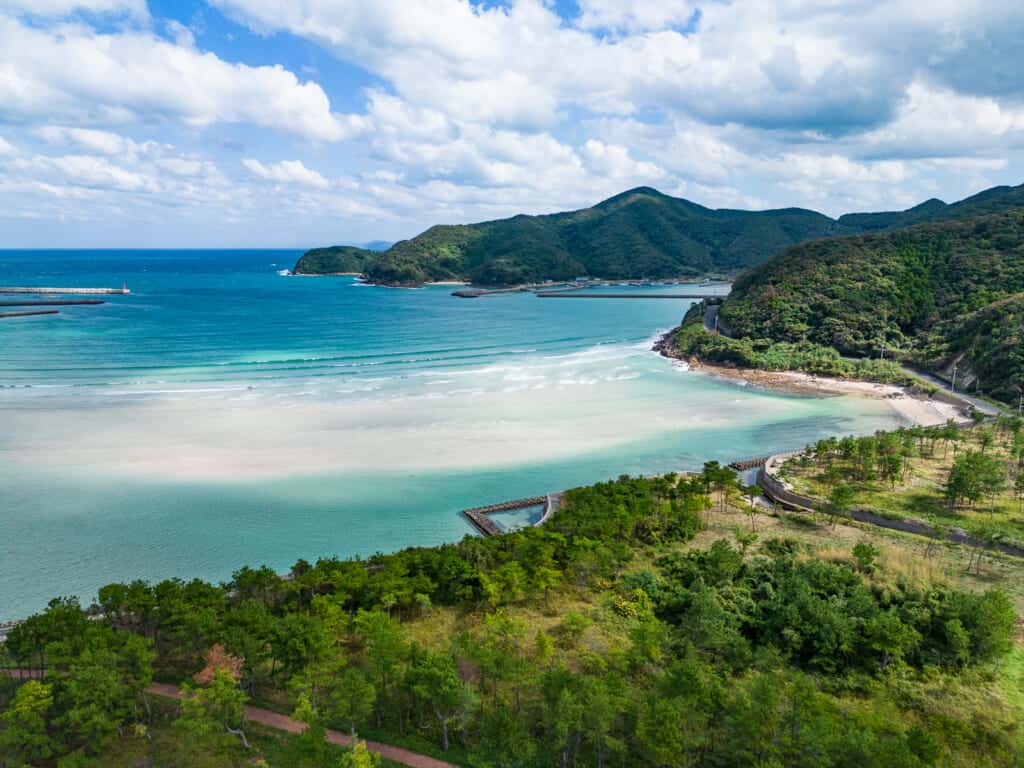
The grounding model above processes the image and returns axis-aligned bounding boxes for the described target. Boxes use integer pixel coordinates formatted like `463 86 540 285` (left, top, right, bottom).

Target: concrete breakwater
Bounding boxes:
0 299 104 307
535 292 721 299
0 286 129 295
0 309 60 319
461 495 548 536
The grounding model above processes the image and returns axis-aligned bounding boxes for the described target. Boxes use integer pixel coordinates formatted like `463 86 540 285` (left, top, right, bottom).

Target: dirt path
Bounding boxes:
147 683 458 768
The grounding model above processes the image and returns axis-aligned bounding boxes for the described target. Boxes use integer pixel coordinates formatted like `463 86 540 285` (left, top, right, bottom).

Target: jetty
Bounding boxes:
452 287 531 298
728 456 771 471
535 292 719 299
453 278 731 299
0 285 129 295
461 495 550 536
0 299 104 307
0 309 60 319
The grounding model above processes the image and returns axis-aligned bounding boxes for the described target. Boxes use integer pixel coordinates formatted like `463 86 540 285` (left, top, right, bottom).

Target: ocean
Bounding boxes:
0 250 907 619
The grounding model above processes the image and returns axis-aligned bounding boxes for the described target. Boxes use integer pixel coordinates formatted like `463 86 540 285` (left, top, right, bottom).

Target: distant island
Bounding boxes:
294 182 1024 286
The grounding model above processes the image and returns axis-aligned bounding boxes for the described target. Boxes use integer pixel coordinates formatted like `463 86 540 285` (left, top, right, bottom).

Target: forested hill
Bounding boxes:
719 209 1024 401
295 182 1024 286
295 187 841 284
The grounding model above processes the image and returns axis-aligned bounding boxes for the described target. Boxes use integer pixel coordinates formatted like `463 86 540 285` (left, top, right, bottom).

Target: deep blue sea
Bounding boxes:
0 250 906 619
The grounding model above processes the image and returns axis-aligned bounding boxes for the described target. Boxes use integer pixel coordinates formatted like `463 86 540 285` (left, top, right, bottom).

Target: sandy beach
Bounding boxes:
690 360 966 427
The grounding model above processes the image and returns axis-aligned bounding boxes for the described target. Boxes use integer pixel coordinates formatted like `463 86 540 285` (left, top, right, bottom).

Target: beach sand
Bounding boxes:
693 361 965 427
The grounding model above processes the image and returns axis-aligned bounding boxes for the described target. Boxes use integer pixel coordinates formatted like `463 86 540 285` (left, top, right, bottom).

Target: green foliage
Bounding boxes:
671 318 912 383
945 450 1009 509
0 680 55 765
2 470 1021 767
718 208 1024 402
653 541 1014 673
336 740 382 768
303 187 848 285
294 246 375 275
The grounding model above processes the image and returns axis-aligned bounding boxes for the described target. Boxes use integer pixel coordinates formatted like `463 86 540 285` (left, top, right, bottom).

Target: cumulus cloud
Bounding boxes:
0 0 146 16
581 139 664 180
243 158 330 189
4 0 1024 245
36 125 151 156
0 15 366 142
576 0 700 33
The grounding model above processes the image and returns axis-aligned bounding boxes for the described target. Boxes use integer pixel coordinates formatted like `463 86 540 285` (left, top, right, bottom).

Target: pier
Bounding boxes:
0 299 104 307
0 285 129 295
0 309 60 319
728 456 771 471
461 495 549 536
535 292 720 299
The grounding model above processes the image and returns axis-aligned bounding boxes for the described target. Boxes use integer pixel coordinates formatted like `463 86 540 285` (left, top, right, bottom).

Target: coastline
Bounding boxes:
653 330 965 428
290 273 470 287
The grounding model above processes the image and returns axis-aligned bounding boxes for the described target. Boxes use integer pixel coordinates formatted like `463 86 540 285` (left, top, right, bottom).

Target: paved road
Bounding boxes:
147 683 457 768
899 365 1002 416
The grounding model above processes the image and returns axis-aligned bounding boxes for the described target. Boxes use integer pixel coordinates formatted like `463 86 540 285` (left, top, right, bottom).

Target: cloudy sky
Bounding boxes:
1 0 1023 248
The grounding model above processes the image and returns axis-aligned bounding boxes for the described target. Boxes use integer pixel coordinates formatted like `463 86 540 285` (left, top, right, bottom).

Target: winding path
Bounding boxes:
146 683 457 768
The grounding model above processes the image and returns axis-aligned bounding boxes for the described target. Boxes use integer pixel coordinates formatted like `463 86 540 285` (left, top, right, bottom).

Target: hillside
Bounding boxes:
714 209 1024 402
296 187 844 284
296 183 1024 286
292 245 376 274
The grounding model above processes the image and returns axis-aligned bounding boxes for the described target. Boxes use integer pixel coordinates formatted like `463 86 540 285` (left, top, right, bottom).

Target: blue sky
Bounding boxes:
1 0 1023 247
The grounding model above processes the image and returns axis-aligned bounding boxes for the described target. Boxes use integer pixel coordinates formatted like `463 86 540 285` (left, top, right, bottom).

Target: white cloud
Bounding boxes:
14 153 159 192
0 0 146 17
859 81 1024 159
0 15 367 142
581 139 664 180
243 158 330 189
0 136 15 155
36 125 150 156
4 0 1024 245
576 0 698 33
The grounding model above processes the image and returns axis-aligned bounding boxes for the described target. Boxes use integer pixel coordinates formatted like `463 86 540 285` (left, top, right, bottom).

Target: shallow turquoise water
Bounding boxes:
0 251 906 619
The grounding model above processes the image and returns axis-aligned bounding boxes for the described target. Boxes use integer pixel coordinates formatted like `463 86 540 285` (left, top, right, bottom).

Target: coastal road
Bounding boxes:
899 365 1002 416
147 683 458 768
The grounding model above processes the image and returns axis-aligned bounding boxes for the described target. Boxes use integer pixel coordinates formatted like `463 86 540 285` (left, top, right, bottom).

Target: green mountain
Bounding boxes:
296 187 846 284
716 209 1024 402
291 245 375 274
296 183 1024 286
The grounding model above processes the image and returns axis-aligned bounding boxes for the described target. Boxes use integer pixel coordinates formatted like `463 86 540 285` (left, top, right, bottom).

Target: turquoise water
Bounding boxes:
0 251 907 619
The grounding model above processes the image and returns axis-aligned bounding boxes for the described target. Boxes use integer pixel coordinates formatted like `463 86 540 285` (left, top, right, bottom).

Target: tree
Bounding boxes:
292 691 330 765
326 666 377 739
945 450 1007 511
743 483 762 531
0 680 56 765
408 650 474 751
852 541 881 573
338 740 382 768
828 484 856 529
176 668 250 749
